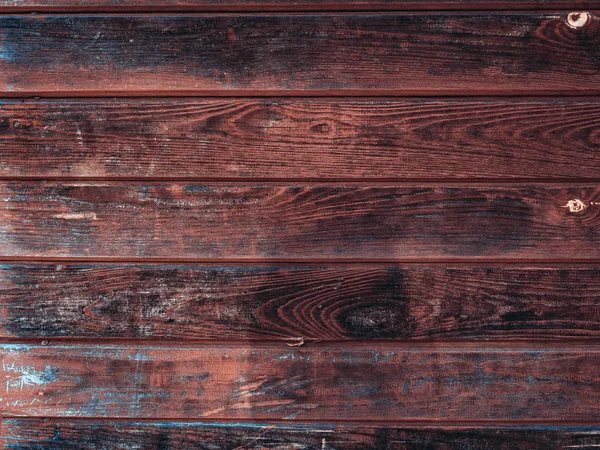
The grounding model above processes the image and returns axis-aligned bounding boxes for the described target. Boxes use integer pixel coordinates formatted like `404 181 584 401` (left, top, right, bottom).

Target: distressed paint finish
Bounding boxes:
0 13 599 95
1 263 600 340
3 420 600 450
1 0 599 445
3 98 600 180
1 343 600 419
2 183 600 259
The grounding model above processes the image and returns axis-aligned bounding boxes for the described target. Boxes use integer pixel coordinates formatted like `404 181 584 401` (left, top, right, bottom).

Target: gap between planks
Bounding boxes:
4 417 600 426
6 259 600 266
3 338 600 347
2 179 600 186
0 10 599 16
6 89 600 98
4 177 600 184
8 93 600 99
0 5 598 13
1 340 600 351
4 257 600 264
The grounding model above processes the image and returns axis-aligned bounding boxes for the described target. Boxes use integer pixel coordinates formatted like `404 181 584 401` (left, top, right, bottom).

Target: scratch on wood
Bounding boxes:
201 400 296 417
52 213 97 220
2 362 58 392
287 337 305 347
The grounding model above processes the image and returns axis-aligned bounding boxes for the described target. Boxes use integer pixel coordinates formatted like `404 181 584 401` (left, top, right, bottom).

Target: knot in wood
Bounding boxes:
566 12 590 29
562 199 587 213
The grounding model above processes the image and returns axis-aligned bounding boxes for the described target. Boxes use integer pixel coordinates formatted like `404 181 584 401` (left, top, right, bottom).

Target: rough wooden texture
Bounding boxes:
2 263 600 340
2 343 600 420
3 420 600 450
3 98 600 180
3 343 600 420
1 183 600 259
0 0 596 12
1 13 599 95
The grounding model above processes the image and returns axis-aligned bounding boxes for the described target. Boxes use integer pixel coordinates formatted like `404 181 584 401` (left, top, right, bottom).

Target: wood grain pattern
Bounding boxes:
0 0 596 12
2 183 600 259
3 419 600 449
3 98 600 180
2 263 600 340
1 13 599 95
2 2 599 443
2 342 600 419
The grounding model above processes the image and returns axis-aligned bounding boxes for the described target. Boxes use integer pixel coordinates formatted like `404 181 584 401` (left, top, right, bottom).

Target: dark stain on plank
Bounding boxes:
3 419 600 449
1 264 600 340
0 13 599 94
2 343 600 419
2 98 600 180
2 183 600 259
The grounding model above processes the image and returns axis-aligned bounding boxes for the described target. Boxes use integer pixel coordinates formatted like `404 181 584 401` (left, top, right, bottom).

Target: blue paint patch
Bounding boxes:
178 372 210 382
184 185 211 192
349 386 381 396
0 44 11 62
128 350 150 361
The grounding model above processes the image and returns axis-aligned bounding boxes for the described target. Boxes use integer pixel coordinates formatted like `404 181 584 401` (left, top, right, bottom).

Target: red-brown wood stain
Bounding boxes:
0 2 598 448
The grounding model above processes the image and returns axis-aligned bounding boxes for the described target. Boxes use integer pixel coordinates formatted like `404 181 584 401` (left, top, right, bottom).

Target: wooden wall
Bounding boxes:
0 1 599 448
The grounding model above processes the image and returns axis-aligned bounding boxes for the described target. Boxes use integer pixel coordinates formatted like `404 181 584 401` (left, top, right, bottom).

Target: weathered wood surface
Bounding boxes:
1 183 600 259
3 98 600 180
0 0 596 12
3 420 600 450
1 13 599 95
2 263 600 340
2 343 600 419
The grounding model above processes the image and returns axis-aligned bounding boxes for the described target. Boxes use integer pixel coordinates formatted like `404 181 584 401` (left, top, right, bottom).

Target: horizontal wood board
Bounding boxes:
0 13 599 95
0 0 598 12
3 420 600 449
1 183 600 259
1 0 599 446
2 343 600 419
1 263 600 340
2 98 600 180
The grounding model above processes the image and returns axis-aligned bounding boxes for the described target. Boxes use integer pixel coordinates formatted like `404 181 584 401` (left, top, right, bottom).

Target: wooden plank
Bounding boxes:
1 13 599 95
3 419 600 449
1 183 600 259
2 263 600 340
3 98 600 180
1 342 599 419
0 0 597 13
